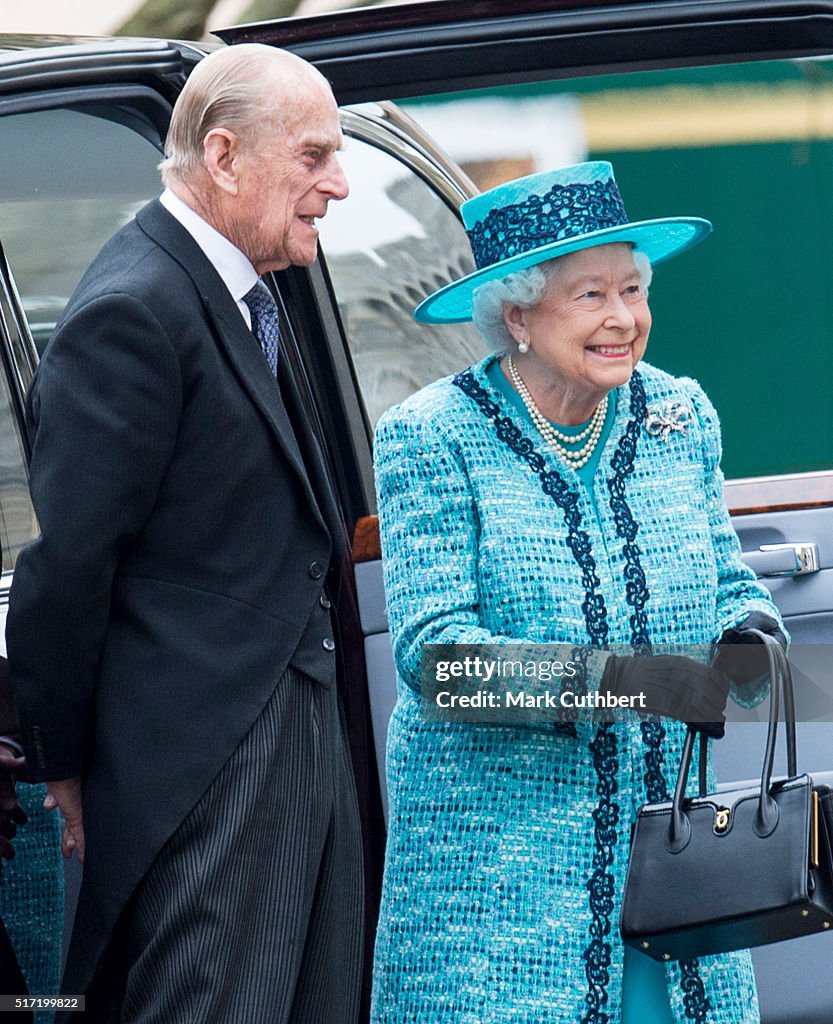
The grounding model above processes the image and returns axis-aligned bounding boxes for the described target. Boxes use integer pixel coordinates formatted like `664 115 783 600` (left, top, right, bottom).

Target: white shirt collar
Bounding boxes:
159 188 259 321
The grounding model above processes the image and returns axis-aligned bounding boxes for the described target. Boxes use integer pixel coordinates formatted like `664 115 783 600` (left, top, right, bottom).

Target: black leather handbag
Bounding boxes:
620 634 833 962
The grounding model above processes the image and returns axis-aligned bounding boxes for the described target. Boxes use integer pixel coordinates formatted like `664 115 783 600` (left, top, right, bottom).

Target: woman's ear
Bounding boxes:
503 302 528 343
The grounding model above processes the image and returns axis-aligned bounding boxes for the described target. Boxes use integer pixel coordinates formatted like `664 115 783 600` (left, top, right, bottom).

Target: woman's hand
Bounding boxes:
602 654 730 737
712 611 787 688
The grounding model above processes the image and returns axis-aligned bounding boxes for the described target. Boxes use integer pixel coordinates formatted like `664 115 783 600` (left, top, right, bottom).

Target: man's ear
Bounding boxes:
202 129 240 195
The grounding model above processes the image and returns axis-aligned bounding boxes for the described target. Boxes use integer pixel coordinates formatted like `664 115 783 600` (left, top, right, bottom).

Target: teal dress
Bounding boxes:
487 359 673 1024
372 353 778 1024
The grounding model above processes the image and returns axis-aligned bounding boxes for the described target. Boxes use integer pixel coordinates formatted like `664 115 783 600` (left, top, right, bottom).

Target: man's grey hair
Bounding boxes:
471 248 654 351
159 44 324 185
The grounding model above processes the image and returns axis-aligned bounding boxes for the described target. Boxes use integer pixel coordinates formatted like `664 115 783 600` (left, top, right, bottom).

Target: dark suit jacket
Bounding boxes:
7 200 335 995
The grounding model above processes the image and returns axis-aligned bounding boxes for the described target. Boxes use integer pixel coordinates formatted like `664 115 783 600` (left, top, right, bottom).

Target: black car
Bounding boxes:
0 3 831 1021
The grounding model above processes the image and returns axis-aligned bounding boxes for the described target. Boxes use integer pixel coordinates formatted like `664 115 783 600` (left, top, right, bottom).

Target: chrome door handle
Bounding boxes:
741 542 820 578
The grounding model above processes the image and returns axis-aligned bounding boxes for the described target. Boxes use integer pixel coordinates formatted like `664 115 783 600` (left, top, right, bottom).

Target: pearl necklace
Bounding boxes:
507 355 608 469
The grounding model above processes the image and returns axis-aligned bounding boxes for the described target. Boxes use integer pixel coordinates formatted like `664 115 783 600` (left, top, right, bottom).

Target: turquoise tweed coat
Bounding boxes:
371 353 781 1024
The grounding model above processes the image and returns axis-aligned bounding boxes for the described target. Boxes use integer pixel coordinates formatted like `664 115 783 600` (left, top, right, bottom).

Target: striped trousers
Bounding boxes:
99 667 363 1024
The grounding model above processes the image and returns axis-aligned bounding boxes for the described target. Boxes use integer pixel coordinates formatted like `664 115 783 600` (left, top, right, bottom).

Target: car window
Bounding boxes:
320 57 832 482
317 133 487 429
0 103 166 571
0 363 34 573
0 107 164 354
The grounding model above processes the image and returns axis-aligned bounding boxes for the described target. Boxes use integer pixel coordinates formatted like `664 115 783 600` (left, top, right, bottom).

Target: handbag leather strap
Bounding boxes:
672 635 795 850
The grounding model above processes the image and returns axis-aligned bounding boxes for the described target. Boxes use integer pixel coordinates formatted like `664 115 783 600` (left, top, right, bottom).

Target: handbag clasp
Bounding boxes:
714 807 730 833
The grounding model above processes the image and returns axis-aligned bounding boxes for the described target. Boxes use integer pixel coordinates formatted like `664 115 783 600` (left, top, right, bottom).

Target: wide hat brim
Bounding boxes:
413 216 712 324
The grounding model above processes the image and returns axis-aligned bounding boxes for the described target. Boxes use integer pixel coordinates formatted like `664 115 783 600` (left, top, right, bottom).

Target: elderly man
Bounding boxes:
7 44 363 1023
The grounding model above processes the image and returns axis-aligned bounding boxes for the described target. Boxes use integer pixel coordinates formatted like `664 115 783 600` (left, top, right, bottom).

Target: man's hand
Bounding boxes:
44 776 84 863
0 742 27 864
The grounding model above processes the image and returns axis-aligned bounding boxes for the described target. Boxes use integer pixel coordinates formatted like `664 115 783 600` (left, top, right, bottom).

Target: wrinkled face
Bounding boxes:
233 79 348 273
510 243 651 409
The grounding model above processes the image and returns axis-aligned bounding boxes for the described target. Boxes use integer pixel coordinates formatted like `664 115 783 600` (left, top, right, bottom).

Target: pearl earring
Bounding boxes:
517 339 530 354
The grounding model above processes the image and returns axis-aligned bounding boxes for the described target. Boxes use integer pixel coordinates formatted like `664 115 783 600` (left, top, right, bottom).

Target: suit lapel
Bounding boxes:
135 200 326 531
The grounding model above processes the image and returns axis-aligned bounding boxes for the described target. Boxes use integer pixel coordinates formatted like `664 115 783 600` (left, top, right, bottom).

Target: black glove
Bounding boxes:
602 653 730 738
712 612 787 689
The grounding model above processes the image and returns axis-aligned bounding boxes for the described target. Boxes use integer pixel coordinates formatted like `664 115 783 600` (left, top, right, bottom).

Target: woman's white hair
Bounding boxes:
471 248 654 351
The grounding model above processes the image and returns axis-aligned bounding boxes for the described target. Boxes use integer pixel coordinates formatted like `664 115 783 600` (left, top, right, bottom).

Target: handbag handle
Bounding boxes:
668 633 795 852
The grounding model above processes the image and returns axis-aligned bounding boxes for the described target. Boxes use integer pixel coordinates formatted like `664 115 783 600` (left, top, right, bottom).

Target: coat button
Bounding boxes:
309 562 324 579
319 594 331 610
322 638 335 652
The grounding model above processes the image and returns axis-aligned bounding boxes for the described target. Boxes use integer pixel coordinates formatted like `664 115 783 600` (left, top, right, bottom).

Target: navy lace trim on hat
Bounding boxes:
453 366 712 1022
466 179 629 270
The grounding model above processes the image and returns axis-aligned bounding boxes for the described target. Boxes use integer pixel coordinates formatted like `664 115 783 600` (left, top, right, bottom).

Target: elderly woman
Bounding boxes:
370 162 785 1024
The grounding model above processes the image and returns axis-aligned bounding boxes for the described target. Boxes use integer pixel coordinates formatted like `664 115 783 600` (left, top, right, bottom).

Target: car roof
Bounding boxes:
0 36 211 99
217 0 678 46
215 0 833 103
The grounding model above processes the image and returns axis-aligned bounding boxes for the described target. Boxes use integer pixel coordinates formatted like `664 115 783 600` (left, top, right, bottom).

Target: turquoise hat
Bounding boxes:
414 161 712 324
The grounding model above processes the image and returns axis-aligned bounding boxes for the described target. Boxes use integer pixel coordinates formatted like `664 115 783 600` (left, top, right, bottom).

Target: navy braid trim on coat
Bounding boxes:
680 960 713 1022
582 723 619 1024
640 721 668 804
607 370 651 651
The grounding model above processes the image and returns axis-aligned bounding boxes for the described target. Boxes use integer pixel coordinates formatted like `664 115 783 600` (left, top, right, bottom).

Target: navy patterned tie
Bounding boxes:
243 281 280 377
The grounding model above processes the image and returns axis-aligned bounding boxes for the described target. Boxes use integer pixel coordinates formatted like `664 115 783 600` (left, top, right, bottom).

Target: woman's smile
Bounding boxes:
587 342 632 358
